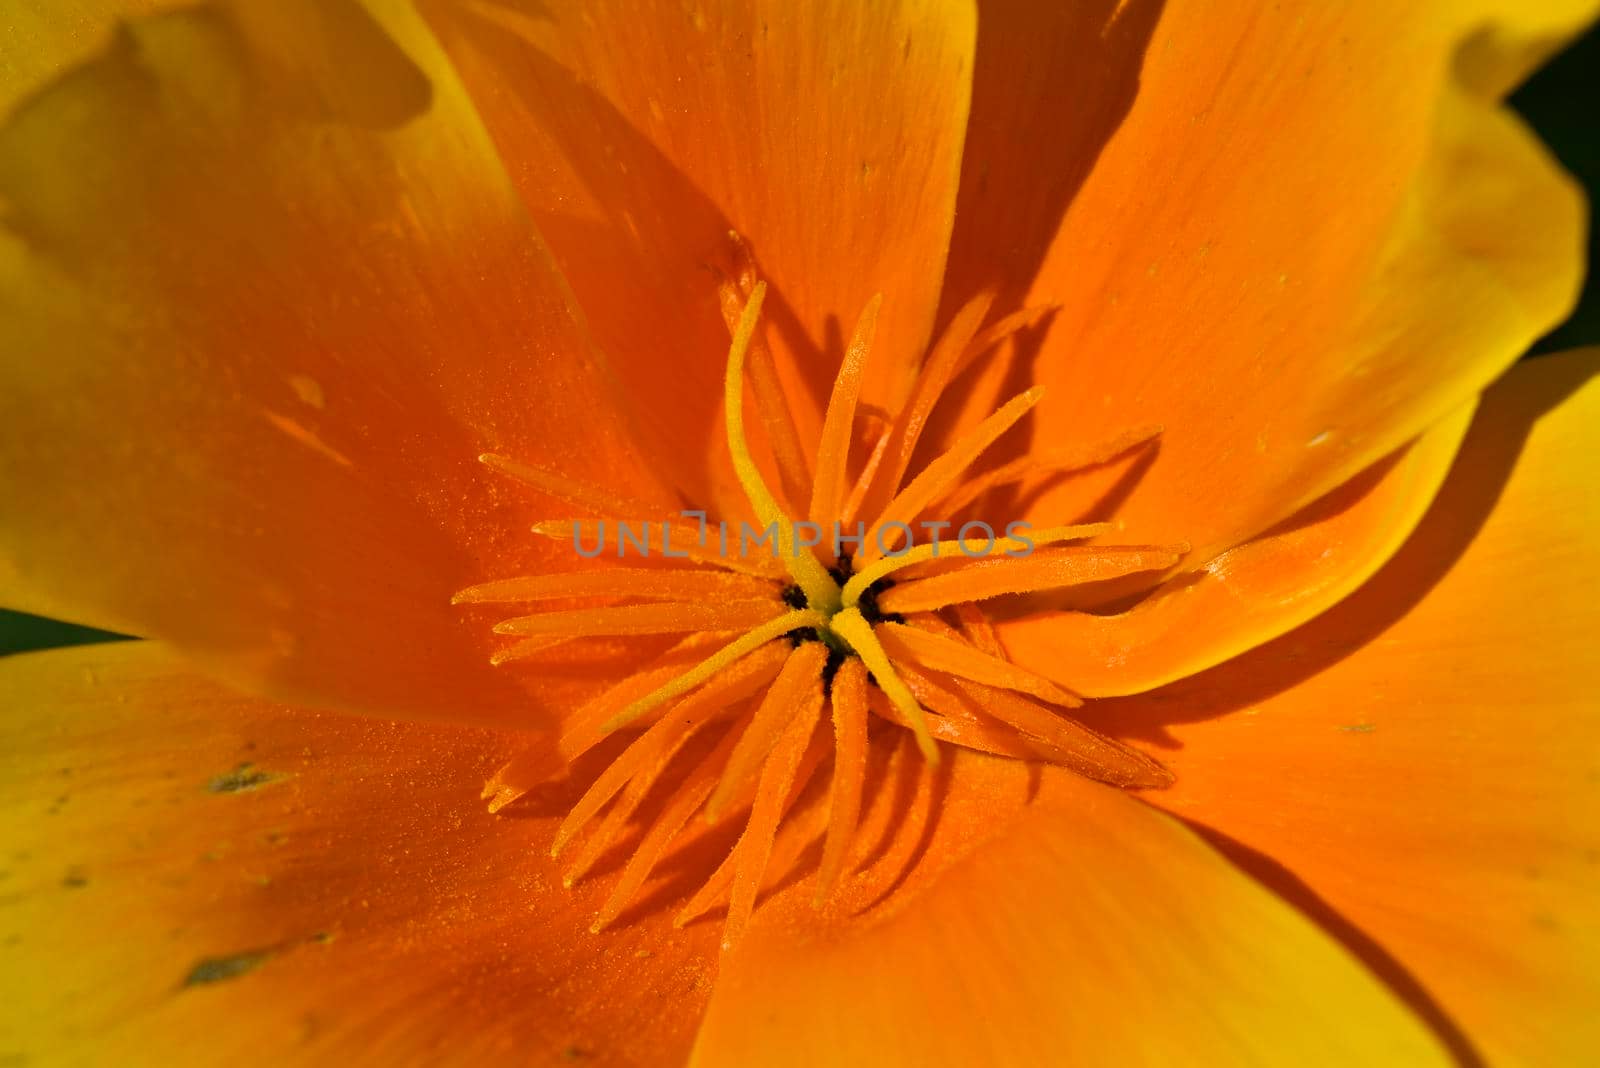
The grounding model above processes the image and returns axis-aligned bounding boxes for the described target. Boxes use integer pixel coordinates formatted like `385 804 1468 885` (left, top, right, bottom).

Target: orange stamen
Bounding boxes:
479 453 670 517
856 292 993 524
455 568 777 605
551 648 789 859
876 621 1082 707
721 658 827 948
529 520 787 578
861 386 1045 560
492 599 783 638
706 644 829 821
813 656 869 907
936 424 1163 514
590 729 742 933
809 295 880 534
878 544 1187 613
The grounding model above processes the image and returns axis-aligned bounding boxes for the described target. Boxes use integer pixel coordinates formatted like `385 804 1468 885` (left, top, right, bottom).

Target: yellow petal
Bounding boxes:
0 642 720 1064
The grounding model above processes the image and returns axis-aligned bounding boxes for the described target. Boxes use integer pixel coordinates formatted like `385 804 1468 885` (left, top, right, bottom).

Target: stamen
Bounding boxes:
949 303 1059 381
839 415 893 527
492 599 783 638
828 607 939 765
861 386 1045 560
551 649 788 859
601 609 827 732
878 544 1188 613
855 292 993 526
809 295 881 534
876 621 1082 708
718 281 814 512
936 424 1163 515
813 656 869 907
706 644 829 821
561 647 791 886
841 522 1113 607
590 729 743 933
488 636 574 666
454 568 777 605
674 730 831 931
721 653 827 948
479 453 669 517
481 635 732 812
724 284 841 612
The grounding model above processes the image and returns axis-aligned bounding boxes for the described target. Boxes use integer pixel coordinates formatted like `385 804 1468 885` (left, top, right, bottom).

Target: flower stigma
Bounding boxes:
457 239 1185 948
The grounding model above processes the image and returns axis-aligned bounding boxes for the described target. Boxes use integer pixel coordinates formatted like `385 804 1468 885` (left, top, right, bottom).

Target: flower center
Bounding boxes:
457 245 1183 948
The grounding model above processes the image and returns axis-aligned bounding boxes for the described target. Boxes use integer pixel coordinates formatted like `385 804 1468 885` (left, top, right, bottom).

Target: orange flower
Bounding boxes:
1 1 1597 1065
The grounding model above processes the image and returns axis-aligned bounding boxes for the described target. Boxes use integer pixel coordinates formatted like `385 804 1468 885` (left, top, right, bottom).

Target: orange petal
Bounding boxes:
999 403 1473 695
0 641 720 1064
939 1 1588 567
1075 349 1600 1066
692 759 1450 1066
420 0 978 504
0 2 661 727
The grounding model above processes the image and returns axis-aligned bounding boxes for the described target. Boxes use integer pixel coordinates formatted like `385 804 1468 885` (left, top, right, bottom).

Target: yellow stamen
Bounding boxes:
828 606 939 765
725 283 842 612
718 280 814 512
840 522 1112 607
601 609 827 732
862 385 1046 560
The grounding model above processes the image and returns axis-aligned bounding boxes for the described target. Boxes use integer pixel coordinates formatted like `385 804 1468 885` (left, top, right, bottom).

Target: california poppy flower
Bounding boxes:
2 1 1597 1064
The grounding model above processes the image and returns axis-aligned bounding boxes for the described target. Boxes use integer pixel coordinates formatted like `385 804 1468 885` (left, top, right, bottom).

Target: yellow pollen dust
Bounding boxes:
462 247 1179 948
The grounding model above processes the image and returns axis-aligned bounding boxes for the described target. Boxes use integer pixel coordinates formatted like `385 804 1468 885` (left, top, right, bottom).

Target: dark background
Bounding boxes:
3 25 1597 657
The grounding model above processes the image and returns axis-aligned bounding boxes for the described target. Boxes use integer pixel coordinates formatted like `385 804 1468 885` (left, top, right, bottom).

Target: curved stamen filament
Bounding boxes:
725 283 841 613
841 522 1113 607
